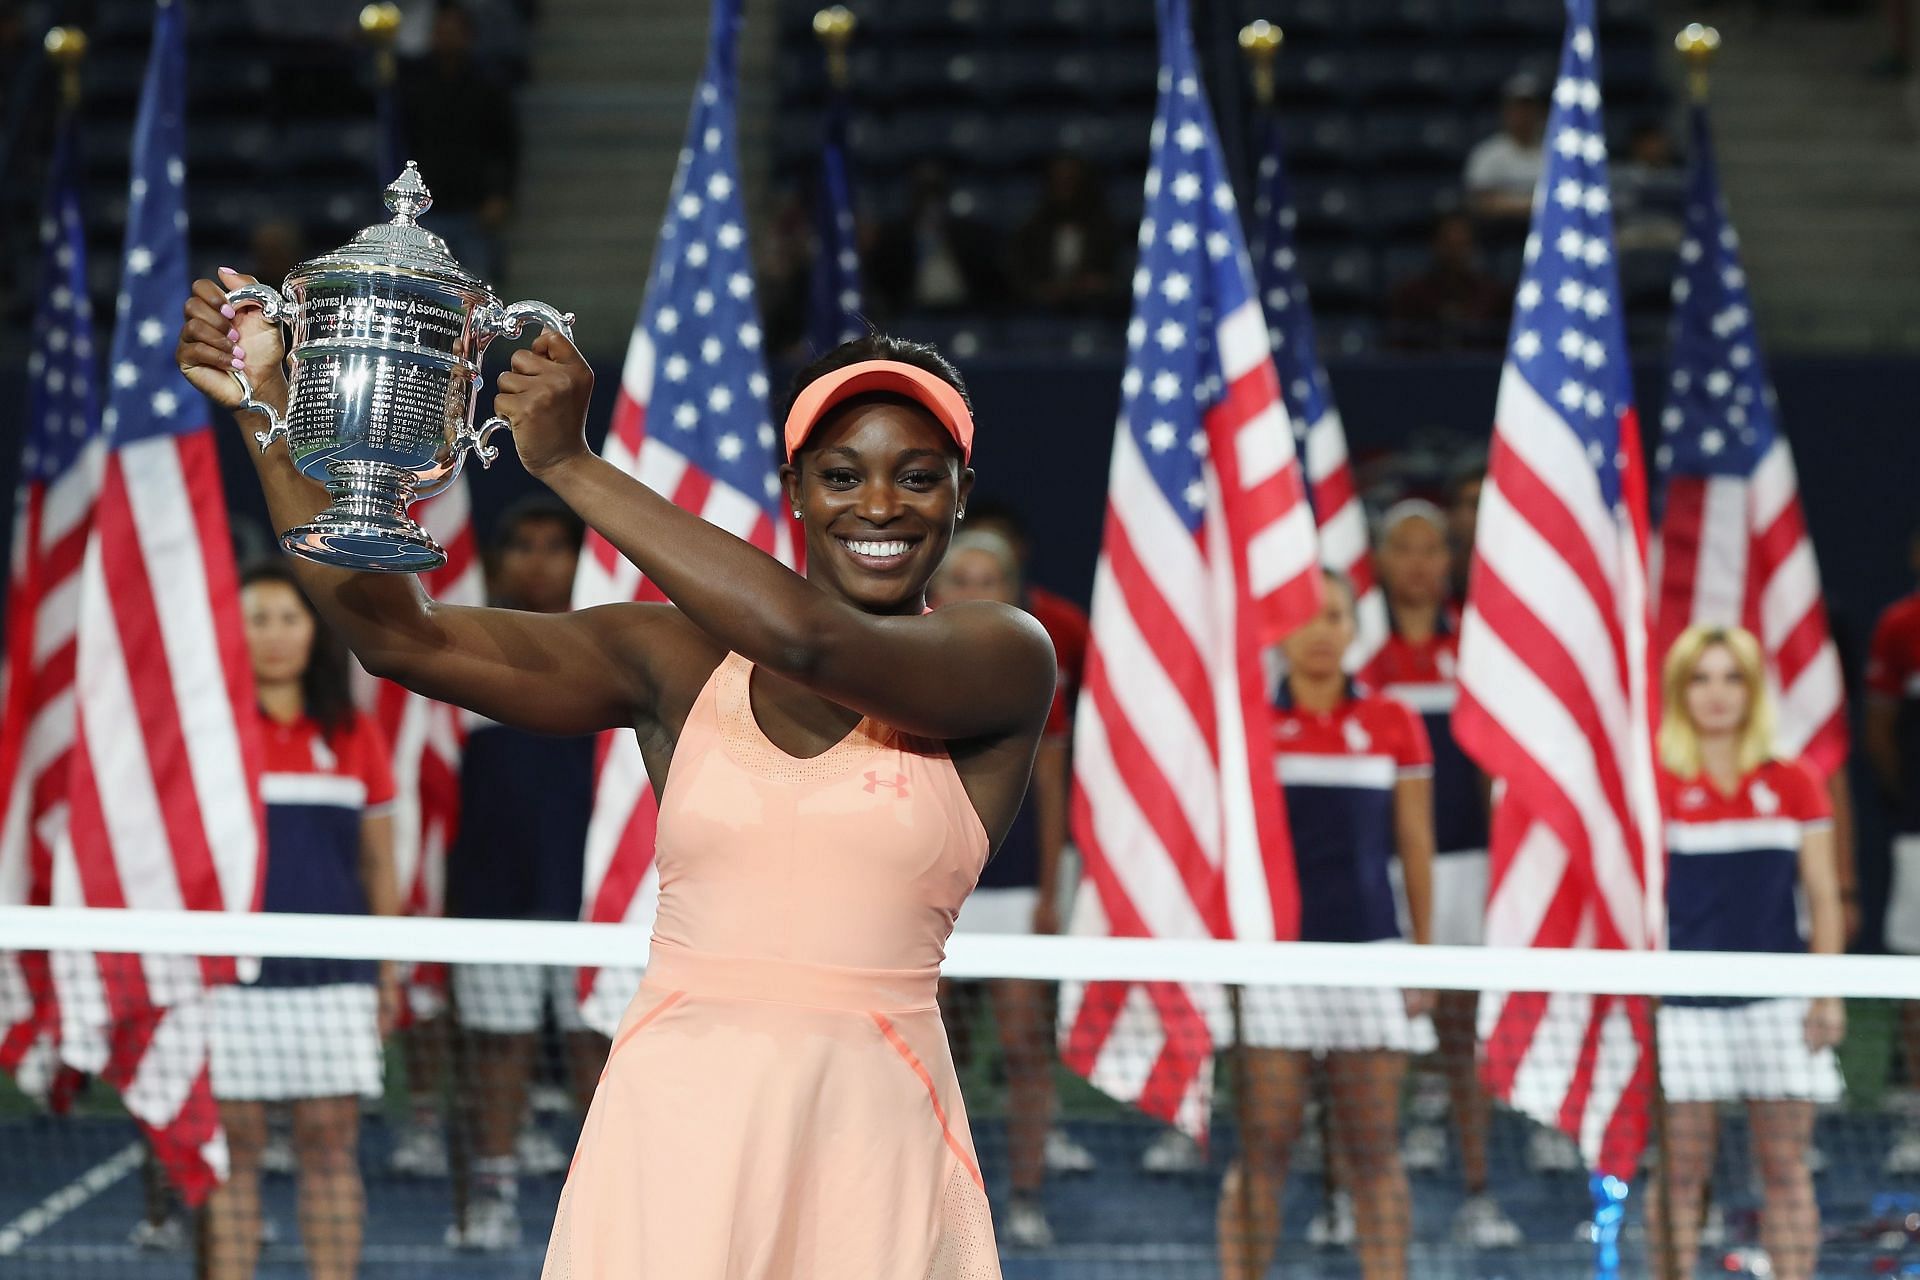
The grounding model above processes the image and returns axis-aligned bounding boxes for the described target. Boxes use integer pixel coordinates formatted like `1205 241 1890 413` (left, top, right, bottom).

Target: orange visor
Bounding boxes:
782 359 975 463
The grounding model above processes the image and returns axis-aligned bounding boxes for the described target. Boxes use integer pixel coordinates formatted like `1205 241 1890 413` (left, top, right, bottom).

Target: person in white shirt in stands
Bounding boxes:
1463 72 1548 224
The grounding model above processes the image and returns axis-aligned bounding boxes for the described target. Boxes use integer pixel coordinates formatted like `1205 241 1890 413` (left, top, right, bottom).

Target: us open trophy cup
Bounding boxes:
228 162 574 571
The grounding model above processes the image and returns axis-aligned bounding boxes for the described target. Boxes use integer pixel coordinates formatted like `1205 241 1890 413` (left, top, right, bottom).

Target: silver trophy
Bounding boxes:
227 162 573 571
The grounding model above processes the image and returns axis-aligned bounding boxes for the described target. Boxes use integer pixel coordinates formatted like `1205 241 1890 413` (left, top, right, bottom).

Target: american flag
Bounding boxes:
1249 113 1387 669
1651 100 1846 778
1451 0 1661 1179
1059 0 1322 1138
572 0 791 1033
0 106 99 1100
50 0 265 1202
805 78 863 352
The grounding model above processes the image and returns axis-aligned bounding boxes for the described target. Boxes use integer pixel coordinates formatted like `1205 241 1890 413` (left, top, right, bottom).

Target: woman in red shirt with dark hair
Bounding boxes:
206 562 400 1280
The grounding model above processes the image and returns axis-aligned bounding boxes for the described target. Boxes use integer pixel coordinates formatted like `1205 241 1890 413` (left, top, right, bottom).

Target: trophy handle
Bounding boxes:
460 299 578 468
225 282 295 451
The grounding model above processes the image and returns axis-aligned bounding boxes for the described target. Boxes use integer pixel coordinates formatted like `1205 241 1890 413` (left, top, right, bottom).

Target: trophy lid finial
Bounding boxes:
384 162 433 225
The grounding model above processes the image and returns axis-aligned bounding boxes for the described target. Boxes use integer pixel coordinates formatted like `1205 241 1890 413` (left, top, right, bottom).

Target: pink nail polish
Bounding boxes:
231 354 245 368
228 327 240 342
220 304 235 319
217 265 238 277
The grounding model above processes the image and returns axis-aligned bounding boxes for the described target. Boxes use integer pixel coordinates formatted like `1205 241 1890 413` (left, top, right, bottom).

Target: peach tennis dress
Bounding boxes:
541 652 1002 1279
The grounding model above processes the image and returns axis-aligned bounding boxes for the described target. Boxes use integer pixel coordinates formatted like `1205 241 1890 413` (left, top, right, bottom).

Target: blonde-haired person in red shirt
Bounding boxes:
1649 624 1844 1280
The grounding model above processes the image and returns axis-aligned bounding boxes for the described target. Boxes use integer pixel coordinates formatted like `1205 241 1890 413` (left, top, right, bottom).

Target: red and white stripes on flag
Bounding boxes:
1654 443 1845 774
54 428 263 1202
46 0 264 1202
1061 0 1321 1139
0 450 96 1098
1651 99 1846 778
1452 0 1662 1179
1 107 97 1100
572 0 791 1034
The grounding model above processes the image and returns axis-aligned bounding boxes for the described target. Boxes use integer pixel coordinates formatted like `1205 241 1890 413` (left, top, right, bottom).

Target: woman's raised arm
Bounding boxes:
178 273 672 736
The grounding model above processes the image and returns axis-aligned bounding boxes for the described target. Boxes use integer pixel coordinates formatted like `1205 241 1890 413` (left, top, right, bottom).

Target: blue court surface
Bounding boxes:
7 1104 1920 1278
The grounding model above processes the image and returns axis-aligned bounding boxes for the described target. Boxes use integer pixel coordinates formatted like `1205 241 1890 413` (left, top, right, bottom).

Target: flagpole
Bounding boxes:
814 5 855 90
360 2 404 178
1675 21 1721 104
45 25 87 109
1644 40 1719 1280
1225 24 1279 1274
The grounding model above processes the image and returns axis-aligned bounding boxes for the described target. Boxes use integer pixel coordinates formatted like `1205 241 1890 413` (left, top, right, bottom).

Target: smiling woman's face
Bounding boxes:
784 398 973 614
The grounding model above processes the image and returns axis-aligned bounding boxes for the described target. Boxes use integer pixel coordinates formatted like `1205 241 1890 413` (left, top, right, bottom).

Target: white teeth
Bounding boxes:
840 538 911 559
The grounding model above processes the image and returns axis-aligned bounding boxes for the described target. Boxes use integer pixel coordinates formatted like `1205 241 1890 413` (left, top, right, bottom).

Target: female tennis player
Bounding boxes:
1650 624 1844 1280
1221 570 1433 1280
179 273 1052 1278
208 561 399 1280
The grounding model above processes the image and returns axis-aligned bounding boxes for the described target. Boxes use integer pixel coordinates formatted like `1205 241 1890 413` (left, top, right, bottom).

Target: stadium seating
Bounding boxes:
773 0 1675 356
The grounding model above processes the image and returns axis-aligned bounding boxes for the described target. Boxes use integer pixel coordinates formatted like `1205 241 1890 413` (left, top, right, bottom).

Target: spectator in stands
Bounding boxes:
1868 530 1920 1173
1650 624 1844 1280
1612 122 1686 251
442 494 601 1253
1360 502 1520 1249
961 497 1090 721
932 529 1083 1250
1222 569 1433 1280
1443 461 1485 608
1463 72 1548 225
1385 213 1509 351
1010 154 1124 315
397 2 520 282
868 161 1004 317
249 218 308 290
206 561 399 1280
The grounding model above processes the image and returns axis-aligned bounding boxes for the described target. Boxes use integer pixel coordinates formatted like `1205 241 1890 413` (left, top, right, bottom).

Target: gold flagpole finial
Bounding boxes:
1675 23 1721 102
44 26 88 108
359 3 403 86
814 7 857 92
1238 20 1283 108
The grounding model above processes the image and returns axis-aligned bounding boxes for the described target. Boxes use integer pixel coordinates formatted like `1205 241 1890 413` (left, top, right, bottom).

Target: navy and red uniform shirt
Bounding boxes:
257 709 394 986
1273 683 1432 943
1661 756 1830 1006
1360 621 1488 857
1868 590 1920 833
446 717 595 921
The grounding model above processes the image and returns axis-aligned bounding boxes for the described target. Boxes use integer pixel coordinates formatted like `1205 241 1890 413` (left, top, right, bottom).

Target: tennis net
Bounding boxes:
4 906 1920 1279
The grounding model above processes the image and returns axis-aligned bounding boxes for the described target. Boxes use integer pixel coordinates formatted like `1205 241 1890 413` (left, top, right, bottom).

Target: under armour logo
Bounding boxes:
864 771 910 798
1342 719 1372 754
1750 779 1780 816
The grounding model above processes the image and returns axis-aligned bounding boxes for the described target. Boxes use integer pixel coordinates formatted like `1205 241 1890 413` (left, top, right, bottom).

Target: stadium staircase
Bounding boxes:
501 0 778 348
1686 3 1920 350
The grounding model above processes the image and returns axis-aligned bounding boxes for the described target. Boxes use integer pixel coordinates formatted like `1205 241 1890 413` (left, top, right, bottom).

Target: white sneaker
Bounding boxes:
1888 1128 1920 1175
1527 1126 1582 1173
1454 1193 1523 1248
1044 1128 1097 1174
1140 1128 1205 1174
1306 1191 1355 1248
1402 1122 1448 1172
1699 1200 1727 1248
446 1196 523 1252
517 1125 570 1176
128 1215 190 1253
389 1125 450 1178
1002 1198 1056 1249
259 1131 295 1176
